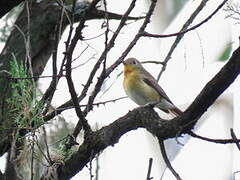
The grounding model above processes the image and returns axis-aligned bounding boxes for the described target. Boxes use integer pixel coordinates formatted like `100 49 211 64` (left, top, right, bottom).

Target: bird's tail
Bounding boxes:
157 99 183 117
169 106 183 117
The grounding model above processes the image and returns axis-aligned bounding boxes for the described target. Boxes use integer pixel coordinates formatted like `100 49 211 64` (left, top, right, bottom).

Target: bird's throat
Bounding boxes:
124 66 137 76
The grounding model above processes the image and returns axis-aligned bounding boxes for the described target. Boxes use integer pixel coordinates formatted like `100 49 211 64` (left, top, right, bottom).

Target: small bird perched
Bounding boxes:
123 57 182 116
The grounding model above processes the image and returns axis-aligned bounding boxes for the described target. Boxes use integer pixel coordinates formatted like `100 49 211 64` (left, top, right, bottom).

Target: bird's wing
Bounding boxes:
142 70 173 104
142 69 183 116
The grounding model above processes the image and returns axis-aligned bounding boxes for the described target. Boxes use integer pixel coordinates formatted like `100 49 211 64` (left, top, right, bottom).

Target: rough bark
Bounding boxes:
56 46 240 179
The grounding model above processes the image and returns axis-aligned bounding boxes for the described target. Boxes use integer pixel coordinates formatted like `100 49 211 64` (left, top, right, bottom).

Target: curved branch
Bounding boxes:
178 46 240 129
158 140 182 180
155 0 228 81
56 46 240 179
142 0 227 39
188 131 240 144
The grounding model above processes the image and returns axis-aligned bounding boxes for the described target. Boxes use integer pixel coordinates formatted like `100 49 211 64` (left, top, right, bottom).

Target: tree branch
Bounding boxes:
142 0 227 39
146 158 153 180
158 140 182 180
230 128 240 151
188 131 240 144
155 0 227 81
55 46 240 179
177 46 240 130
82 0 157 118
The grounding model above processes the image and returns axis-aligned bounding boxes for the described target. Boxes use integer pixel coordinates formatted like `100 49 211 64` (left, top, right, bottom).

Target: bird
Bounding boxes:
123 57 182 116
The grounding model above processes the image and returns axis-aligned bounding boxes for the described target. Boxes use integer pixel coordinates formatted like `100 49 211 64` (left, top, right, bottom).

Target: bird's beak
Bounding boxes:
123 61 126 65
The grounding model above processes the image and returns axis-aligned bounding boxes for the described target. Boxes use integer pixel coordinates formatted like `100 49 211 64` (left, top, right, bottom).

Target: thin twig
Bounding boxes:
64 0 103 138
43 96 127 122
158 139 182 180
43 126 53 164
155 0 228 81
141 60 165 65
25 0 33 77
0 74 65 80
142 0 227 39
83 0 158 117
146 158 153 180
42 0 157 124
230 128 240 150
41 0 75 112
41 3 63 115
103 0 109 72
35 139 51 165
41 0 143 124
106 0 157 73
189 130 240 144
81 0 138 116
94 153 100 180
89 150 94 180
30 135 35 180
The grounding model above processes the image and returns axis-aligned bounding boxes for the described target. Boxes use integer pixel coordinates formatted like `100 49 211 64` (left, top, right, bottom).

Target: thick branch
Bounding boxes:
178 46 240 130
57 107 168 180
57 46 240 179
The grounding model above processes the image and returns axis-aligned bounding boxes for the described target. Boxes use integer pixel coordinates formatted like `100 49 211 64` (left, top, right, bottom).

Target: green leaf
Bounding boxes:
218 46 232 62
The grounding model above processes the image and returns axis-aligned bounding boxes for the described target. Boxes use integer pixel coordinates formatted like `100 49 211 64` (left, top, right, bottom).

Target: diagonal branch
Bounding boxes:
56 46 240 180
146 158 153 180
70 0 139 138
230 128 240 151
155 0 227 81
158 140 182 180
42 1 144 123
142 0 227 39
82 0 157 117
64 0 103 136
177 46 240 130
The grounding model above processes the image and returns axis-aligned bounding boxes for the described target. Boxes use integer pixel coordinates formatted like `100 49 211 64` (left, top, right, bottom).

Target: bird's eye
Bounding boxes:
132 61 136 64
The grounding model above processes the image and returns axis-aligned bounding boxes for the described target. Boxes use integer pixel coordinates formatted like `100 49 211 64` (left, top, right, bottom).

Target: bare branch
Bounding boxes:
155 0 227 81
0 74 65 80
70 0 138 139
158 140 182 180
43 96 127 122
188 131 240 144
82 0 158 118
146 158 153 180
64 0 101 136
230 128 240 151
142 0 227 39
55 46 240 179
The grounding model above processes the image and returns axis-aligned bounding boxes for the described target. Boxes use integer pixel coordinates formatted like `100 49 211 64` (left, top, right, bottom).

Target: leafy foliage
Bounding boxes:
6 59 44 131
